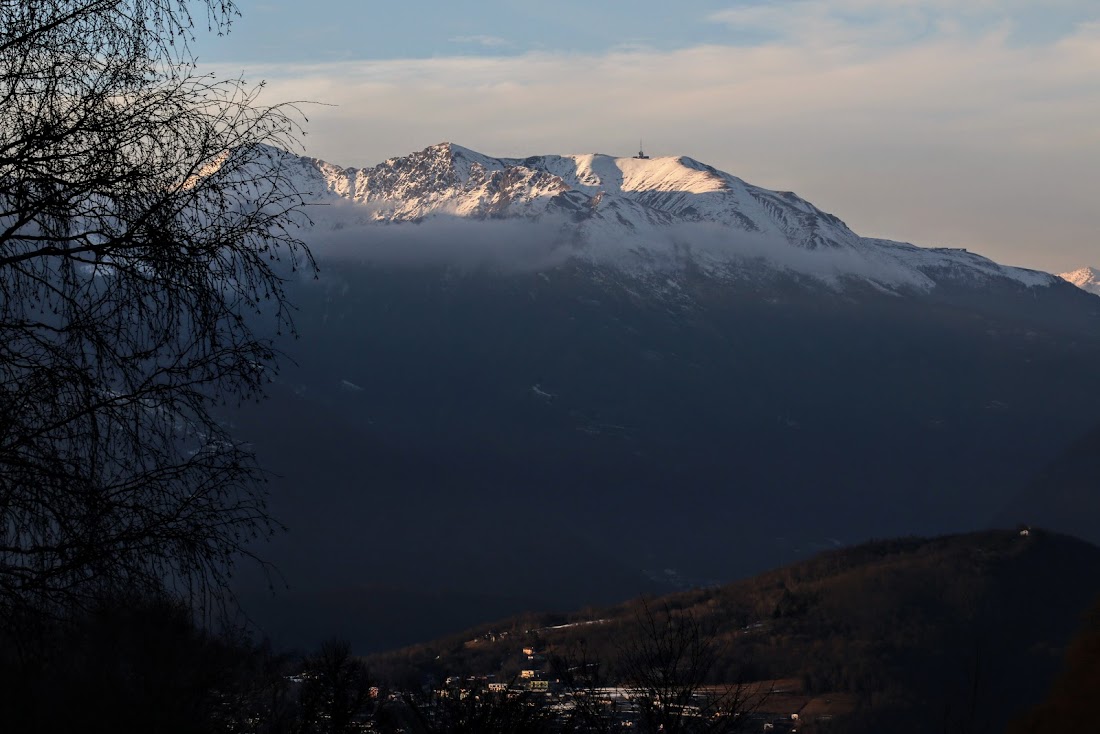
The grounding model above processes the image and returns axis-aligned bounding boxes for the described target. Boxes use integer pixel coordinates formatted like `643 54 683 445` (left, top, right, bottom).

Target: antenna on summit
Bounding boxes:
633 140 650 160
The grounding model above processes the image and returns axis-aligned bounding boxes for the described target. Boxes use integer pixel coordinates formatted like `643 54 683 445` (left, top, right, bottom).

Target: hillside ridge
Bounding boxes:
367 528 1100 734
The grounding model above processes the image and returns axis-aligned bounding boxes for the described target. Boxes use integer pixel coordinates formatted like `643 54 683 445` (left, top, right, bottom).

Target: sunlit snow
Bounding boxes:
225 142 1058 294
1058 266 1100 296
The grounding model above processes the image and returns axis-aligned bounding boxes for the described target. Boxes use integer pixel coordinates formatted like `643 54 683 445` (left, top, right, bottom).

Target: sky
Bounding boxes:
194 1 1099 273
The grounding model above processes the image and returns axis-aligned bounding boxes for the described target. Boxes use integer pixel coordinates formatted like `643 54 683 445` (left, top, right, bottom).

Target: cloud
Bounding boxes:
218 13 1100 273
297 209 935 291
293 206 1011 300
707 0 934 47
449 34 513 48
707 0 1095 42
301 209 576 274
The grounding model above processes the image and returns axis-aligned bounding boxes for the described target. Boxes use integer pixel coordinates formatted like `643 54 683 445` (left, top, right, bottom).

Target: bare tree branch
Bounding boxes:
0 0 314 619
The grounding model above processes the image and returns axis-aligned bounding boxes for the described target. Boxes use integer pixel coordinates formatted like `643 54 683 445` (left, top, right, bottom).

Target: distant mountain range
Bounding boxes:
227 143 1100 652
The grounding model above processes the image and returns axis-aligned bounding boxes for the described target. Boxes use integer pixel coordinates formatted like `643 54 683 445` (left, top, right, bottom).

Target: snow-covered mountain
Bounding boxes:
228 143 1100 652
262 142 1055 292
1059 266 1100 296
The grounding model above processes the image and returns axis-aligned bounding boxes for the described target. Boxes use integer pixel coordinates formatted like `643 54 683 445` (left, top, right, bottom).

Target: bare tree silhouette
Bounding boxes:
298 639 375 734
0 1 313 616
616 600 765 734
551 600 768 733
386 679 553 734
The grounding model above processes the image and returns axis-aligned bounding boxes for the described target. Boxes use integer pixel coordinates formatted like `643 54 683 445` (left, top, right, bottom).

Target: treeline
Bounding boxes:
4 530 1099 732
1 593 406 733
0 593 771 733
0 594 291 733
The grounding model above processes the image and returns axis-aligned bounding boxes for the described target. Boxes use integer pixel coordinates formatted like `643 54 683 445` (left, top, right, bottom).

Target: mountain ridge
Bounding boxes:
248 142 1059 293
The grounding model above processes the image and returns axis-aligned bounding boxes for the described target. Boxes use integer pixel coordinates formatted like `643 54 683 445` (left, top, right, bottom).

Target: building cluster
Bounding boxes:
420 644 832 732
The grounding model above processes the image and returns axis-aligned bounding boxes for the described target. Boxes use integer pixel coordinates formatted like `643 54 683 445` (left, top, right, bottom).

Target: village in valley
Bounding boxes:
371 625 857 733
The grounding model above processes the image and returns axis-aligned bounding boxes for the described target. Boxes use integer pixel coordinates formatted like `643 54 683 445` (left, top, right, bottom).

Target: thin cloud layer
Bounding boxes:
449 35 513 49
223 12 1100 272
302 212 576 274
296 208 1019 294
706 0 1092 46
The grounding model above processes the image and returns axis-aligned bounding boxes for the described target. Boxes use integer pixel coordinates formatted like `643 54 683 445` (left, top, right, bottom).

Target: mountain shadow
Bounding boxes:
996 422 1100 543
231 260 1100 651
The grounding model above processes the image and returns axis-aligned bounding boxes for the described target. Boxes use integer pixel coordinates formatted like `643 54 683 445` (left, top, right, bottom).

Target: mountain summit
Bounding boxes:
1059 266 1100 295
269 142 1056 293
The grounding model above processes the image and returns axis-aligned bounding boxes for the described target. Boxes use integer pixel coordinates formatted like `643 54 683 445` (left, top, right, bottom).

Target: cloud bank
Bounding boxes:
302 212 576 274
297 207 1024 294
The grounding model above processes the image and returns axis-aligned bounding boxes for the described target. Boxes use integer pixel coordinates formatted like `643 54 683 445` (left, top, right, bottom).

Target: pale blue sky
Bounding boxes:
195 2 1100 273
197 1 1087 63
196 1 734 62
